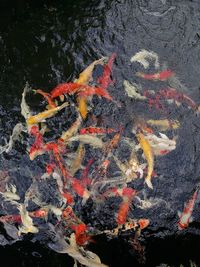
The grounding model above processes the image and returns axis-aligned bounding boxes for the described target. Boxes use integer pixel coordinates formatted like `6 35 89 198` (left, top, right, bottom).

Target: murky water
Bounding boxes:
0 1 200 266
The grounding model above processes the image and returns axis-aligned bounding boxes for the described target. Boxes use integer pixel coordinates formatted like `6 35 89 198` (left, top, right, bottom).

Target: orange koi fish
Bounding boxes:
136 132 154 189
27 102 68 125
116 188 137 225
136 70 174 81
76 57 107 119
76 57 107 85
78 85 113 100
29 209 48 218
137 218 150 230
80 127 117 135
71 178 90 200
178 189 199 230
34 89 57 108
97 53 117 89
50 82 83 99
71 223 92 246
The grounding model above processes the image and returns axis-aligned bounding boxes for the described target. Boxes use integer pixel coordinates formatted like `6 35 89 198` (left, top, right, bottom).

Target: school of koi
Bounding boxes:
0 50 199 266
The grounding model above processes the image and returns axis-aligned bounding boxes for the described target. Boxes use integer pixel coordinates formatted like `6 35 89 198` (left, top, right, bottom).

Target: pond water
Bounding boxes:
0 1 200 266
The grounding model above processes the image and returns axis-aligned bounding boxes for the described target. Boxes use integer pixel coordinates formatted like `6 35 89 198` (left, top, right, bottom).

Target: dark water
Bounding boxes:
0 0 200 266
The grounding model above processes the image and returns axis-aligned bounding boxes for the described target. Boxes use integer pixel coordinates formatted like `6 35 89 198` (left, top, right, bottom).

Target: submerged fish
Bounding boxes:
17 204 39 235
21 83 32 120
136 70 174 81
27 102 68 125
97 53 117 89
130 49 159 69
136 132 154 189
68 135 103 148
123 80 146 100
146 119 180 131
178 190 199 230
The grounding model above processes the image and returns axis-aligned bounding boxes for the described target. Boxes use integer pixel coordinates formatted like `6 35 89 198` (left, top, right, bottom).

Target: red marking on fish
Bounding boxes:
29 209 48 218
117 200 130 225
79 127 117 135
97 53 117 89
61 191 74 204
78 85 113 100
0 214 22 223
71 223 92 246
29 126 45 160
71 179 90 199
137 219 150 230
46 163 56 175
80 159 94 186
178 190 198 230
136 70 174 81
51 82 82 98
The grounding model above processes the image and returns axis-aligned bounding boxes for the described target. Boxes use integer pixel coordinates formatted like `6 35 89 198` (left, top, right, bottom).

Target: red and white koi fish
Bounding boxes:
97 53 117 89
159 88 198 111
136 70 174 81
79 127 117 135
29 126 45 160
178 189 199 230
116 188 137 225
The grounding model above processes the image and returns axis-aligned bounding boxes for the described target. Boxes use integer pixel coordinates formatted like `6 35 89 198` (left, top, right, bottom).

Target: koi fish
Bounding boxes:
17 204 39 235
146 119 180 131
71 178 90 200
75 58 107 120
103 132 121 154
75 57 107 85
70 144 85 176
29 209 48 219
78 85 113 100
29 126 45 160
71 223 91 246
136 133 154 189
145 132 176 156
0 214 22 224
0 183 20 201
80 127 117 135
34 89 57 109
60 114 82 142
27 102 68 125
159 88 198 111
68 134 103 148
136 70 174 81
80 159 94 186
123 80 146 100
116 188 137 225
130 49 159 69
21 82 32 120
50 83 82 98
178 190 199 230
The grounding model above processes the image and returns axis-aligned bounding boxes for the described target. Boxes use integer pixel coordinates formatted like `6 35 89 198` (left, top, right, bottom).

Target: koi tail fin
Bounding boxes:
145 178 153 189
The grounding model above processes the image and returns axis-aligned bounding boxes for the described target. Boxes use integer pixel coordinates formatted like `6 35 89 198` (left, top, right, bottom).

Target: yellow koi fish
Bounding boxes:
76 57 107 119
136 132 154 189
27 102 68 125
146 119 180 131
60 114 82 142
70 144 85 176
